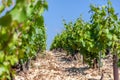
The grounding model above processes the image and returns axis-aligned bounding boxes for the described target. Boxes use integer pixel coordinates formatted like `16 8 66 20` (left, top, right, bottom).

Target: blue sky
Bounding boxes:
43 0 120 49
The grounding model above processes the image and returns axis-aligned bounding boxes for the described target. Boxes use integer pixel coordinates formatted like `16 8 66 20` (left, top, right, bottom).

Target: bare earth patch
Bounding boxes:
15 51 119 80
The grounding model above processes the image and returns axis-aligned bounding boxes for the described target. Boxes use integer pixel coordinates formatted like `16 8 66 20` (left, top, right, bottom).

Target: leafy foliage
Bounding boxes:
50 0 120 67
0 0 48 79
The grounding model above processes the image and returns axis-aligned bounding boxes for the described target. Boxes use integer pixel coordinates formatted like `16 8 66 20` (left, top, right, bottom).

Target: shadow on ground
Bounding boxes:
65 66 89 76
60 57 72 62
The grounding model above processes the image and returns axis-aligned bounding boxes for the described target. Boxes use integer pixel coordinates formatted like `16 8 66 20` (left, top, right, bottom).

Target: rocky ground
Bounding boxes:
15 51 120 80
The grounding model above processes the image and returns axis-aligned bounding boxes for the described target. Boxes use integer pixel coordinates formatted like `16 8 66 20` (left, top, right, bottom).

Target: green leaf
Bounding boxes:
0 51 5 63
108 0 112 6
39 7 44 15
0 14 12 26
10 55 18 65
107 41 112 46
112 34 118 41
26 3 34 17
0 66 6 76
0 5 5 13
104 29 109 34
112 14 118 20
43 1 48 10
106 33 112 40
10 7 27 22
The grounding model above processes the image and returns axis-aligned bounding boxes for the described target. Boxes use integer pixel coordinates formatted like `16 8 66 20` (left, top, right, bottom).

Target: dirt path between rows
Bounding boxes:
15 51 118 80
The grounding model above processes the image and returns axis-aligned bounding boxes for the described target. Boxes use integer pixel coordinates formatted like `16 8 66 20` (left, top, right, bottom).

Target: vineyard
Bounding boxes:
50 1 120 80
0 0 47 79
0 0 120 80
